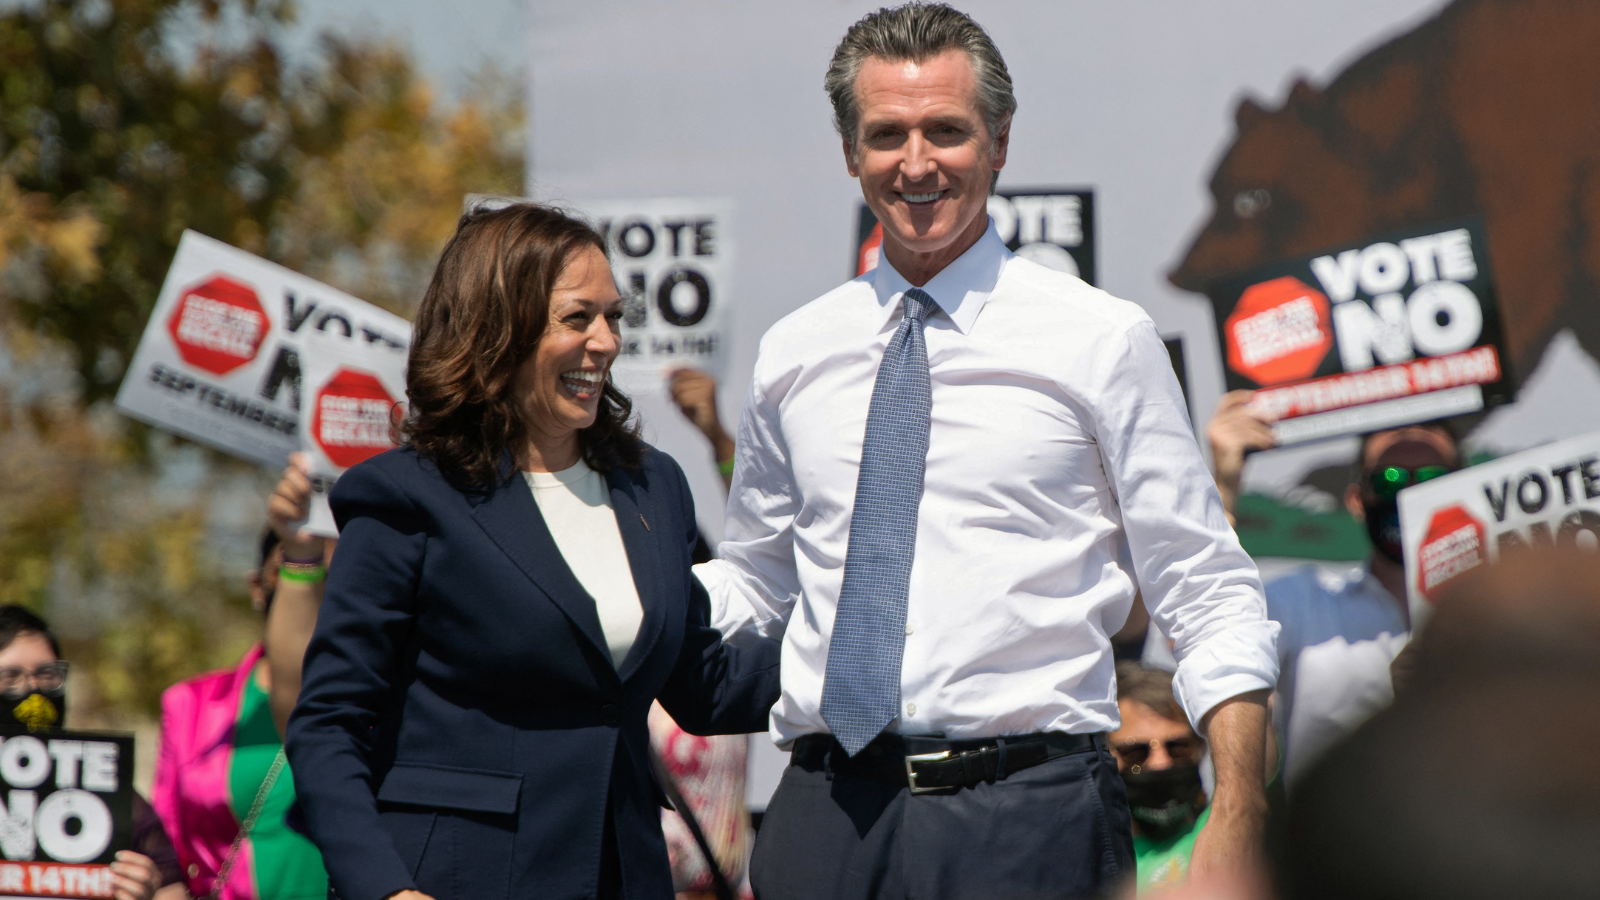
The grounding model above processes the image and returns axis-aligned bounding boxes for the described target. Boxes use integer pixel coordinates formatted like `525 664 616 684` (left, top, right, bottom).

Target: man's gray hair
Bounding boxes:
825 3 1017 149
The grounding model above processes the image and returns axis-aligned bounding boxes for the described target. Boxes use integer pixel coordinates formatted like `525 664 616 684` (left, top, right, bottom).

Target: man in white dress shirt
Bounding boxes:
695 6 1279 898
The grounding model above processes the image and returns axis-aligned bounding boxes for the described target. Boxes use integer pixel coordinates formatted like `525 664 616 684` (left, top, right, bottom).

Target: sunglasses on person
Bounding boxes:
1369 465 1451 500
0 661 69 698
1112 736 1203 773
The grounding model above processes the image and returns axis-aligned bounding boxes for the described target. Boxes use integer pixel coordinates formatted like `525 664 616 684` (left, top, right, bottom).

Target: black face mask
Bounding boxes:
1122 763 1204 841
1364 496 1404 564
0 690 65 732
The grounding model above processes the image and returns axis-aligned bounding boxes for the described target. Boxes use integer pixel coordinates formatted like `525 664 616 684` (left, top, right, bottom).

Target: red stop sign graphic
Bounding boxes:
311 368 399 469
1415 504 1487 602
166 275 269 376
1224 276 1334 386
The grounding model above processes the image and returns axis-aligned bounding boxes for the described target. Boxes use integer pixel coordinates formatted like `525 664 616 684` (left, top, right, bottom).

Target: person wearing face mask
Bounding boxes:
1111 662 1210 894
0 606 186 900
1208 392 1461 786
284 203 781 900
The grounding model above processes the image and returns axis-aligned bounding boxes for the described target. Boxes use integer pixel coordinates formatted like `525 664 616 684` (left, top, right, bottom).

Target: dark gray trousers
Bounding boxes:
749 737 1135 900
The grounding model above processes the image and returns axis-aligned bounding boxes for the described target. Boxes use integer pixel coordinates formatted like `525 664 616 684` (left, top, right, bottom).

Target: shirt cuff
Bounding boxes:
694 560 762 643
1170 618 1281 734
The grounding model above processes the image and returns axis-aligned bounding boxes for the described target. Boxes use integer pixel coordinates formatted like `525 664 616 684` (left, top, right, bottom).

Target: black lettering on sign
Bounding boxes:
1583 457 1600 500
656 267 711 327
1484 479 1511 522
1558 510 1600 550
693 220 715 257
1516 472 1548 515
662 221 690 257
621 271 648 328
258 346 301 411
284 291 317 333
1552 464 1579 504
315 311 353 338
617 220 655 259
360 326 404 349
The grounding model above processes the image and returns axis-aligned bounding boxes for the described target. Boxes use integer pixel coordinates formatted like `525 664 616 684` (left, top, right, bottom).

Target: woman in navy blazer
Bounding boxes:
285 204 779 900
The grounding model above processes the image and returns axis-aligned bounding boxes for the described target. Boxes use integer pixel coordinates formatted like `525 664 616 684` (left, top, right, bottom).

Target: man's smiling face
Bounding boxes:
847 49 1008 274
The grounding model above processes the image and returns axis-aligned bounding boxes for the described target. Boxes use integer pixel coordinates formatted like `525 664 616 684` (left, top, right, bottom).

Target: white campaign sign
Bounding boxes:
297 338 409 537
578 197 734 393
115 231 412 467
1399 429 1600 627
464 194 734 394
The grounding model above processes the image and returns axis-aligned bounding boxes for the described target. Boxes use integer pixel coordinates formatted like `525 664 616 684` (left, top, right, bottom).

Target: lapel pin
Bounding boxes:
639 514 650 531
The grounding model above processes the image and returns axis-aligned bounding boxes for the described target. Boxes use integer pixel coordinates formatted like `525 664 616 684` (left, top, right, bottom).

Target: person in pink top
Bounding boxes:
153 461 330 900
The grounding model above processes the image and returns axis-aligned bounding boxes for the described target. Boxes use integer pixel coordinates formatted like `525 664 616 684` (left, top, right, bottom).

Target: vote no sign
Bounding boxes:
0 729 134 899
1399 429 1600 627
116 231 412 468
1207 217 1515 445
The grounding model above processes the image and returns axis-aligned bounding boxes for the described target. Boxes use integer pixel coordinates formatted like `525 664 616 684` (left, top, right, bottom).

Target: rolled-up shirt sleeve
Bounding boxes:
1093 319 1279 731
695 346 802 647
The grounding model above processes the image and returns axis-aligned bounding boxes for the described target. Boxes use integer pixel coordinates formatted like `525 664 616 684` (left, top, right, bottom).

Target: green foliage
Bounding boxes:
1 0 304 398
0 0 523 726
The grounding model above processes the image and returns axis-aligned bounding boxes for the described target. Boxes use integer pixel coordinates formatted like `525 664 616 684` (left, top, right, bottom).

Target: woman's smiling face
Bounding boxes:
512 244 623 469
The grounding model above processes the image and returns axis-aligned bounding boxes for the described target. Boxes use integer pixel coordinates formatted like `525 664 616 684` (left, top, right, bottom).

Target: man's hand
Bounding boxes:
385 891 437 900
268 451 326 561
1190 690 1270 888
1206 391 1275 524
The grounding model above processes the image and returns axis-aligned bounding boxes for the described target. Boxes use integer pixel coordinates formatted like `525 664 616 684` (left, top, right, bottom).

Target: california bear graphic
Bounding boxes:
1169 0 1600 381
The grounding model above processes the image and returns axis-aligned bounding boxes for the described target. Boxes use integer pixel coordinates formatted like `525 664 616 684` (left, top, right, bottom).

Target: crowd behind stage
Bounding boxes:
7 376 1593 900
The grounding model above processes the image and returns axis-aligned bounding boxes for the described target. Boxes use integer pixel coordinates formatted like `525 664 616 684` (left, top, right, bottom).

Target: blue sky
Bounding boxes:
284 0 525 97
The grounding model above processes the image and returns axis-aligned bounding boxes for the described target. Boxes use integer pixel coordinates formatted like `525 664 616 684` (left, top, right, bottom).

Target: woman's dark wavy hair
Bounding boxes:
401 203 643 488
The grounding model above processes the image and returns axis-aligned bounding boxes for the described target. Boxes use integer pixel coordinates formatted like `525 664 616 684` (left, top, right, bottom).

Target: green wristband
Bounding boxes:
718 458 735 477
278 565 326 584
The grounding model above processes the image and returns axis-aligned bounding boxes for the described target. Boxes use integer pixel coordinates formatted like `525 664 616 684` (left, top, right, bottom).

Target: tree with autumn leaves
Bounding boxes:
0 0 522 729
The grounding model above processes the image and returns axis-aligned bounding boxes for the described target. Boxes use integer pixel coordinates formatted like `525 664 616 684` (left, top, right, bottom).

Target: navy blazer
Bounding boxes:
284 445 780 900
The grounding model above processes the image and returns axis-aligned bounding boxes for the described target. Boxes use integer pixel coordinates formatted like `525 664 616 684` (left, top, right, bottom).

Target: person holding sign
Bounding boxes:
285 203 781 900
0 607 185 900
1207 395 1460 785
153 521 329 900
696 6 1278 898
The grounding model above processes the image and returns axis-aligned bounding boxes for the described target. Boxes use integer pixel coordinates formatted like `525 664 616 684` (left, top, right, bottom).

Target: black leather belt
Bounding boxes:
792 731 1104 795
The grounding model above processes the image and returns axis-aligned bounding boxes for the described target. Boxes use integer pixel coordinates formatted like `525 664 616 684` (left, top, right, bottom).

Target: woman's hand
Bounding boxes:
109 851 163 900
268 452 327 561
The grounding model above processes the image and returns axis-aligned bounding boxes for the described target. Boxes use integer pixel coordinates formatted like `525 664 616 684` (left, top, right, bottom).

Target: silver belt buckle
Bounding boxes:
904 750 952 795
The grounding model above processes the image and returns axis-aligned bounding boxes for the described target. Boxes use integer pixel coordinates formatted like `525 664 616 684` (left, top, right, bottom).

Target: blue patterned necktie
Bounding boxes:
819 288 934 756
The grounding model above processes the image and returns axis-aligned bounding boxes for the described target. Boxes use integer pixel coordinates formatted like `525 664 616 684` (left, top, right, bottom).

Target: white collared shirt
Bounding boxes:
696 221 1279 745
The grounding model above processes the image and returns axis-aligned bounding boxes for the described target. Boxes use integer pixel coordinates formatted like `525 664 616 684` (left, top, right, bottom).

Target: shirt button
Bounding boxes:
600 703 621 725
906 702 917 716
904 623 914 635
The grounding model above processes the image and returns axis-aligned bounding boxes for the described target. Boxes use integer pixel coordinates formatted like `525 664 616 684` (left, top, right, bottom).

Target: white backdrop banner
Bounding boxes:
115 231 411 468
